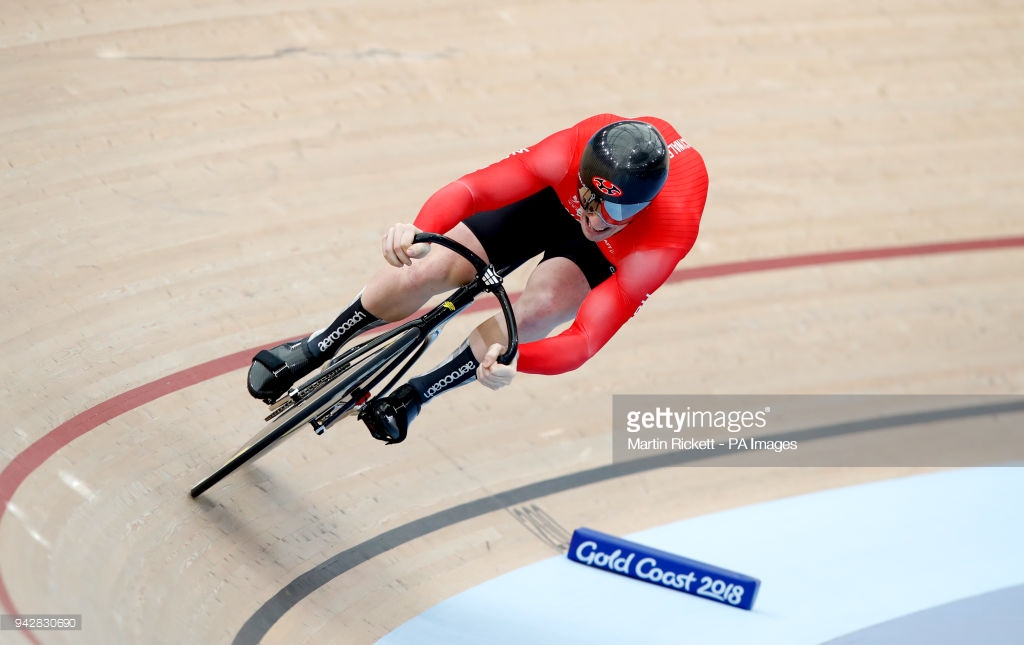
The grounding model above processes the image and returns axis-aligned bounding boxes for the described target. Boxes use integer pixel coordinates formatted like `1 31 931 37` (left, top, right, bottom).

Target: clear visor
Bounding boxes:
578 176 651 227
600 200 651 223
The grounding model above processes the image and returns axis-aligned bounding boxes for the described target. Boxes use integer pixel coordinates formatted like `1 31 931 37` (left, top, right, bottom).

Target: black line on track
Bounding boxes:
234 398 1024 644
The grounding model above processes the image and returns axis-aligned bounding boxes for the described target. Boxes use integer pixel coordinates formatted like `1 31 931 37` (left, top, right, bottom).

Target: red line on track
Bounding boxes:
2 234 1023 642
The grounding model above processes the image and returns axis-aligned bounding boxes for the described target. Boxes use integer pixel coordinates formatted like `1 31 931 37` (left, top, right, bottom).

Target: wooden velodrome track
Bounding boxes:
2 1 1023 643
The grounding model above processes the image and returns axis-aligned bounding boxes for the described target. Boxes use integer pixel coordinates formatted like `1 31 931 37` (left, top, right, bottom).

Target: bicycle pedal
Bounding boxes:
266 395 290 411
264 403 292 422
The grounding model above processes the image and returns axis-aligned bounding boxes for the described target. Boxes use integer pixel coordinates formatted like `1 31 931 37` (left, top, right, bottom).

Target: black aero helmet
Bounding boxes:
579 120 669 222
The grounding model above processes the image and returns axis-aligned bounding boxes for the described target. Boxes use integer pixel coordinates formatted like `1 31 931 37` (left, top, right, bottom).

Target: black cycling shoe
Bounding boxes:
360 384 422 444
247 339 324 402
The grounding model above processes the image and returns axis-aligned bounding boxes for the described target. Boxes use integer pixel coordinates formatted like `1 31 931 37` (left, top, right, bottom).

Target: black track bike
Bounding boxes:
190 233 518 498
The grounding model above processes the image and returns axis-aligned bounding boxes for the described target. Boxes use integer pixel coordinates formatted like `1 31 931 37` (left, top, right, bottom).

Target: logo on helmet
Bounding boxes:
592 176 623 198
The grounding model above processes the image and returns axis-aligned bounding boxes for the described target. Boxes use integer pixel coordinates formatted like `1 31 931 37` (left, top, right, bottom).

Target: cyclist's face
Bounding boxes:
577 183 628 241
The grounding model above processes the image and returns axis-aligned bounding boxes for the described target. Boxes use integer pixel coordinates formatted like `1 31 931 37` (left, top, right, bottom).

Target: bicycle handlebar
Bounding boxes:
412 232 518 365
412 232 488 273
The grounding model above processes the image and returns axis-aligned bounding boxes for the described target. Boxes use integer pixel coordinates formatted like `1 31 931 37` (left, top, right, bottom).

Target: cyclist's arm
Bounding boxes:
516 248 684 375
412 129 575 234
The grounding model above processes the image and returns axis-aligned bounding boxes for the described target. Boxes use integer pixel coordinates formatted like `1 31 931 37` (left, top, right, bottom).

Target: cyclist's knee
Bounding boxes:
398 223 484 292
437 224 487 285
406 251 474 292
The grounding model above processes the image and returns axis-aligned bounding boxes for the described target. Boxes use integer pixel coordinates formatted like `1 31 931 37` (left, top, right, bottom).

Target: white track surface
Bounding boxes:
381 468 1024 644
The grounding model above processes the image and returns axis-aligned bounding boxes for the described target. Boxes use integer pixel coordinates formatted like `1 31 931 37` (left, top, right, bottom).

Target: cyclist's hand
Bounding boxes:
382 223 430 267
477 343 516 390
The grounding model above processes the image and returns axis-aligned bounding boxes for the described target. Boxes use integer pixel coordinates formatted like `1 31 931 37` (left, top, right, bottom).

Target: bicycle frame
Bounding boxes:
189 232 518 498
308 274 498 434
282 232 518 433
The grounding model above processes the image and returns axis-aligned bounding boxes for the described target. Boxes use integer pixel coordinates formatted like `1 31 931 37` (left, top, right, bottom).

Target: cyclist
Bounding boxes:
247 114 709 444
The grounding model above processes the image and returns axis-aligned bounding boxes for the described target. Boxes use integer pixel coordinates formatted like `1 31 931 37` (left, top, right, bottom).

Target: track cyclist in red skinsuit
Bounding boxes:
247 114 709 444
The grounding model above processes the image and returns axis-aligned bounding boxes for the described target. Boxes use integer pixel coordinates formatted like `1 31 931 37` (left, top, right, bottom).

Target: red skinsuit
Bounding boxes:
413 113 709 375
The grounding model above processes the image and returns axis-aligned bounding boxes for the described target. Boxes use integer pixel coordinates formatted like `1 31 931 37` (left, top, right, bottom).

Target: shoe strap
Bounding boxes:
253 349 288 375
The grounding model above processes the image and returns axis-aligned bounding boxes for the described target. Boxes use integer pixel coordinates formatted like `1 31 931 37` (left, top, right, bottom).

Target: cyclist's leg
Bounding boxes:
302 222 487 358
470 256 591 354
249 223 487 402
360 222 486 321
395 259 592 404
361 257 602 443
